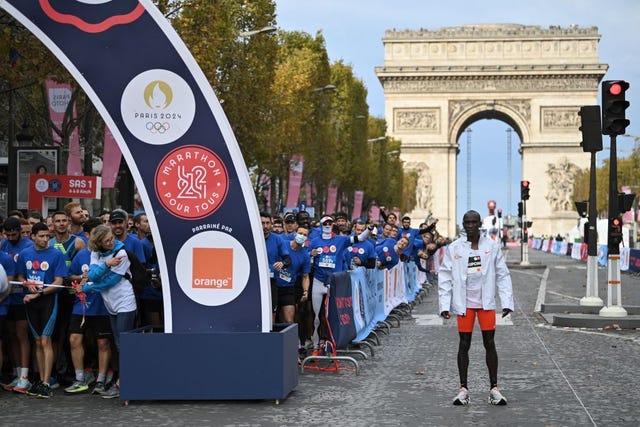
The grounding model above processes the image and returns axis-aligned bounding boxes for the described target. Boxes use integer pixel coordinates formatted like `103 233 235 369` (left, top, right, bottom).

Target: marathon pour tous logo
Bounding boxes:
121 69 195 145
39 0 145 34
155 145 229 220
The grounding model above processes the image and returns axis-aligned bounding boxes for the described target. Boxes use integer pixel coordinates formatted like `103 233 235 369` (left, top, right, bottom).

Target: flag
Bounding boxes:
285 155 303 208
101 125 122 188
46 79 82 175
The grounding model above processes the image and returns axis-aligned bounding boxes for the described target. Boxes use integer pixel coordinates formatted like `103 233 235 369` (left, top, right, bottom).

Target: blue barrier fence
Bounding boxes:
326 262 424 349
530 238 640 273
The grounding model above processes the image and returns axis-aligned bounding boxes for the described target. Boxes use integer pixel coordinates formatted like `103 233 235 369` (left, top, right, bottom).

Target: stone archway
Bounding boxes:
376 24 607 237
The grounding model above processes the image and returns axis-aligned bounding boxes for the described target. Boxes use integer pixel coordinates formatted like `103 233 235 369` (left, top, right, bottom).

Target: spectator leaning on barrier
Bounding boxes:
345 219 377 270
438 210 514 407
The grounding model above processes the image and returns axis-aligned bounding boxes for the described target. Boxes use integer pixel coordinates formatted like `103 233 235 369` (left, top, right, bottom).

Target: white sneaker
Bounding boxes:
488 387 507 405
13 377 31 394
453 387 470 405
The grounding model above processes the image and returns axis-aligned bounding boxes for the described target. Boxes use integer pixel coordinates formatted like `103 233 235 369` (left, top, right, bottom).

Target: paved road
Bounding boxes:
1 248 638 426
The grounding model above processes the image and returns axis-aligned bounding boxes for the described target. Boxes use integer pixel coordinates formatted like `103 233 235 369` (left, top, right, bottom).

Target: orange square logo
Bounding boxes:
192 248 233 289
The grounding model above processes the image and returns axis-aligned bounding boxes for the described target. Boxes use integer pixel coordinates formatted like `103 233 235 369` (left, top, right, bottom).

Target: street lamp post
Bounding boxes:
239 25 277 38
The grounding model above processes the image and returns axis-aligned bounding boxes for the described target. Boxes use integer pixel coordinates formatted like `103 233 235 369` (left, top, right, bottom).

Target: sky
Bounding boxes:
274 0 640 219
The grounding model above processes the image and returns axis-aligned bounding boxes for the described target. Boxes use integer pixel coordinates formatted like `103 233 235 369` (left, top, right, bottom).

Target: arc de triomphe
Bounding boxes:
375 24 607 238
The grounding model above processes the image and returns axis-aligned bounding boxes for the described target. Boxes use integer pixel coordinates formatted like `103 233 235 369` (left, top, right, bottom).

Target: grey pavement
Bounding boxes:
1 248 639 426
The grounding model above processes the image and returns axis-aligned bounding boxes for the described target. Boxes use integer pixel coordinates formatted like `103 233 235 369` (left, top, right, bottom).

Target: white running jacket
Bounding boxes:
438 235 514 316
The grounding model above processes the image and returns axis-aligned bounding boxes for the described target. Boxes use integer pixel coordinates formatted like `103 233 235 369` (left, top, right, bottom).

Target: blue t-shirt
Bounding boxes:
265 232 290 277
375 238 399 269
345 239 376 269
310 234 353 283
68 248 109 316
50 234 80 266
16 246 68 288
1 238 35 305
275 246 310 287
0 251 16 315
122 234 146 264
398 227 419 258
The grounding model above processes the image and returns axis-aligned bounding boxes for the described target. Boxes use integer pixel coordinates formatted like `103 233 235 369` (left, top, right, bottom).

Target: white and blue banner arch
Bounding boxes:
1 0 271 333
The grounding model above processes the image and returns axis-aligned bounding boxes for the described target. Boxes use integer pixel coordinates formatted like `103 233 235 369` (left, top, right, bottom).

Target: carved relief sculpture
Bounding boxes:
406 162 433 212
545 157 580 211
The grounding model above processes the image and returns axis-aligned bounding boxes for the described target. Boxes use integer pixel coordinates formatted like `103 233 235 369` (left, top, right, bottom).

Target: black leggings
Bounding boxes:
457 330 498 390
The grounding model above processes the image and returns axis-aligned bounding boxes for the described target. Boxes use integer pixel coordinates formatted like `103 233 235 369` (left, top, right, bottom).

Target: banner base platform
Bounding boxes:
120 323 298 402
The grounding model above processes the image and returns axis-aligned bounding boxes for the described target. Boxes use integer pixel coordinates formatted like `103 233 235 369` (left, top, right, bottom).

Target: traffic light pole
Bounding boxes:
580 150 603 306
520 200 529 266
600 135 627 317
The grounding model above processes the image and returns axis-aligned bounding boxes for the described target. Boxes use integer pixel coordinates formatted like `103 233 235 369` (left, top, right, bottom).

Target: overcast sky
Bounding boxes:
275 0 640 219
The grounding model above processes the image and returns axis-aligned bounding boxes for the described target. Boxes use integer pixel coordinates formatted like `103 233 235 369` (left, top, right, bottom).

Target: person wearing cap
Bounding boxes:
1 216 35 393
282 213 298 240
108 209 146 266
334 212 349 230
274 224 311 325
308 215 374 352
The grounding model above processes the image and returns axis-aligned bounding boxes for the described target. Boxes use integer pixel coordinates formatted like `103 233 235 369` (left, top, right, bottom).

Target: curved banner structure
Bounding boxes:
1 0 270 333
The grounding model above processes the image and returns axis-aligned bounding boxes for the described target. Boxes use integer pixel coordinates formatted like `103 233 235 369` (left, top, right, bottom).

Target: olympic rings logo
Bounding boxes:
146 122 170 133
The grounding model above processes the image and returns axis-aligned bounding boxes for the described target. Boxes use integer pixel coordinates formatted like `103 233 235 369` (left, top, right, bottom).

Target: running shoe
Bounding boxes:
38 383 53 399
65 380 89 394
92 381 106 395
488 387 507 405
13 377 32 394
48 376 60 390
453 387 470 405
3 377 19 391
27 381 43 397
102 385 120 399
85 370 96 386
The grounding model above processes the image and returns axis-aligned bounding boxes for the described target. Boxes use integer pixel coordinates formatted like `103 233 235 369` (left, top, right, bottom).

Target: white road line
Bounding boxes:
534 267 549 312
547 290 581 301
413 314 443 326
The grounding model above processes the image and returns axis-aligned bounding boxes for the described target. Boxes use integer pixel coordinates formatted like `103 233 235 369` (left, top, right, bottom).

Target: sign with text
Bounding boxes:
1 0 270 333
28 174 101 213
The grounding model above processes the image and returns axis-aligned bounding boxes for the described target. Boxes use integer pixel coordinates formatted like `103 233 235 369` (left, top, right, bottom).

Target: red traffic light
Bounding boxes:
612 218 621 227
522 181 529 188
609 83 622 96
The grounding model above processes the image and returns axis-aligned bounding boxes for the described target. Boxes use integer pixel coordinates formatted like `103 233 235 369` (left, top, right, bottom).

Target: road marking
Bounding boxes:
413 314 513 326
413 314 443 326
547 290 580 301
496 313 513 326
535 267 549 312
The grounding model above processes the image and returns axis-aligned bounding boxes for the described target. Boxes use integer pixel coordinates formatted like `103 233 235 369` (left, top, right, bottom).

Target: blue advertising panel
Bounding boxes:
1 0 270 333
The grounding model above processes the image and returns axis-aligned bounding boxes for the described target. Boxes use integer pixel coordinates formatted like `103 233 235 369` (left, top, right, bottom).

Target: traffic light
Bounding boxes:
601 80 630 136
517 202 523 218
609 216 623 245
497 208 502 219
578 105 603 152
618 192 636 213
574 200 588 218
520 181 530 200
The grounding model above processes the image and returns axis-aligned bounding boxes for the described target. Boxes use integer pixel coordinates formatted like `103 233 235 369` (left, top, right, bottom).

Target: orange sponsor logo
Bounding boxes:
192 248 233 289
